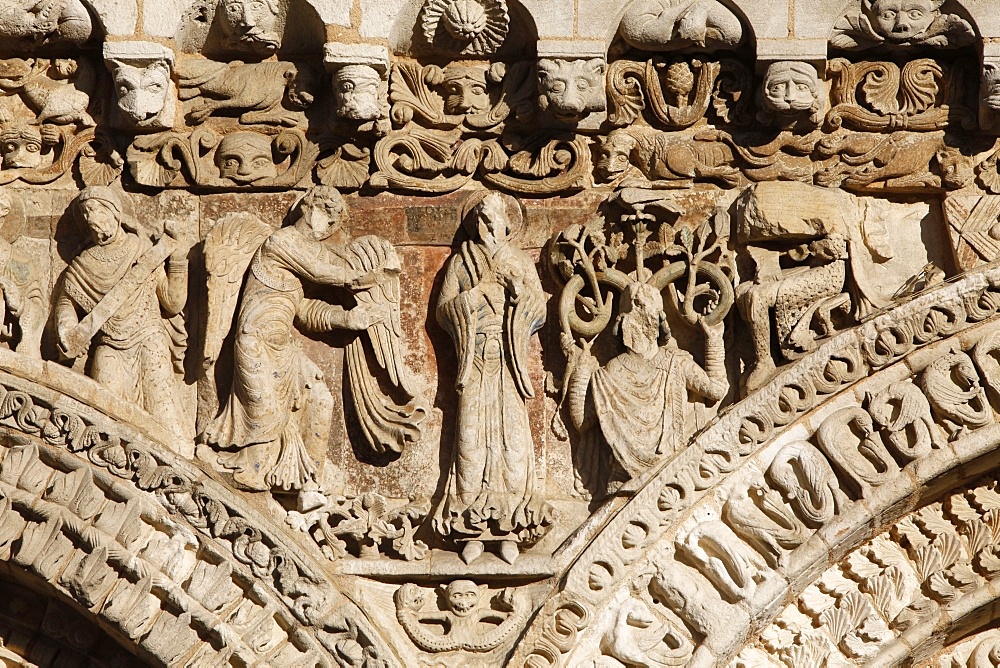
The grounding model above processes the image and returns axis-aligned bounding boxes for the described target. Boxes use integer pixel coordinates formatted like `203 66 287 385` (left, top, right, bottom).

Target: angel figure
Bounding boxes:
200 185 425 493
433 190 553 565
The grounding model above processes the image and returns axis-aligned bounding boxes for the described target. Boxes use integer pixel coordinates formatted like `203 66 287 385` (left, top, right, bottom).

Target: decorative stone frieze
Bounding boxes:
3 1 1000 666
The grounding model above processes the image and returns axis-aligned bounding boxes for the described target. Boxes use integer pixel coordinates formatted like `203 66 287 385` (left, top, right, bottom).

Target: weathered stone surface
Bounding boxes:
2 2 1000 667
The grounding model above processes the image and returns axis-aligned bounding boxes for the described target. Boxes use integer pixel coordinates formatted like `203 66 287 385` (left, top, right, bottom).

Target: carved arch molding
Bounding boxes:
10 0 1000 666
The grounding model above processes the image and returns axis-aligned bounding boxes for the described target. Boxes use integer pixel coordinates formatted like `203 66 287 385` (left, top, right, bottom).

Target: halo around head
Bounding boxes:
459 190 523 238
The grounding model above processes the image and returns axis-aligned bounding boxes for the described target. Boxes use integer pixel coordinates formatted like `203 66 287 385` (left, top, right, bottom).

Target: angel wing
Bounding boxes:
344 236 427 454
202 213 270 368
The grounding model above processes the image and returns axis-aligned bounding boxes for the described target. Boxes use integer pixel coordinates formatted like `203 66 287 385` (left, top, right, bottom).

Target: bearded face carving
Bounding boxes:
758 61 824 130
536 58 606 123
219 0 282 53
439 66 490 115
214 132 276 183
0 124 44 169
333 65 384 122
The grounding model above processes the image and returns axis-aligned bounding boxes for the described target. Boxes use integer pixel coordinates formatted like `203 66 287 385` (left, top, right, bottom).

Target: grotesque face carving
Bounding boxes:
112 61 171 126
214 132 276 184
333 65 383 122
864 0 942 42
596 130 636 180
536 58 606 123
440 66 490 115
219 0 282 53
444 580 483 617
0 124 43 169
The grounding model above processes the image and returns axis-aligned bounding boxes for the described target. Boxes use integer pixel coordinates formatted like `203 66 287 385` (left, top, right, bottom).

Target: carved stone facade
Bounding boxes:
1 1 1000 666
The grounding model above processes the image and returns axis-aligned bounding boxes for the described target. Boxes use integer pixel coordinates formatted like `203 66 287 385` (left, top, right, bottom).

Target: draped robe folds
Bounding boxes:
434 240 552 543
59 233 186 434
590 344 725 480
204 227 357 491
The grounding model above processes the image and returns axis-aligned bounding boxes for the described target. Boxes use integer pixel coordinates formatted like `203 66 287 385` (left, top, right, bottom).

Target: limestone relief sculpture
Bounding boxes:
176 59 316 126
395 580 529 653
0 57 95 128
127 126 317 189
0 55 120 187
735 181 938 391
607 56 753 129
0 0 94 48
331 64 387 127
0 187 44 358
757 61 826 131
103 43 176 131
9 1 1000 666
217 0 284 55
374 58 590 193
200 185 425 494
536 58 606 123
55 186 192 439
433 190 552 564
617 0 745 52
830 0 975 50
419 0 510 55
0 123 51 170
551 195 732 493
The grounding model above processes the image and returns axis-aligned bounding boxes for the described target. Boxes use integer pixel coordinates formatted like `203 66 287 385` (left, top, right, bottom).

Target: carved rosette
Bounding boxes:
420 0 510 55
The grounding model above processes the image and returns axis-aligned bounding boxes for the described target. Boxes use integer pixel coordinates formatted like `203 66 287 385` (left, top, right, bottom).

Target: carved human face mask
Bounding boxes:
215 133 276 184
113 62 170 125
867 0 940 41
221 0 281 52
81 200 122 246
445 581 482 616
0 125 43 169
762 64 819 113
334 65 382 121
441 67 490 115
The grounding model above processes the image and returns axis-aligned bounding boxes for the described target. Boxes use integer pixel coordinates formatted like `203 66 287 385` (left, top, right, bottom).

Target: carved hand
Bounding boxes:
560 331 579 357
346 302 390 330
700 317 724 339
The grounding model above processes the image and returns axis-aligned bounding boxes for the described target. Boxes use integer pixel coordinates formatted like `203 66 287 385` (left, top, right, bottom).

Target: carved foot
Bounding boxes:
499 540 519 565
460 540 484 564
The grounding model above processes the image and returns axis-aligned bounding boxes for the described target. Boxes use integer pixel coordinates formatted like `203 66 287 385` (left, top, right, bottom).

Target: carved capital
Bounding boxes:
103 41 176 131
